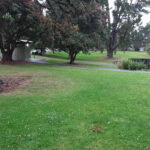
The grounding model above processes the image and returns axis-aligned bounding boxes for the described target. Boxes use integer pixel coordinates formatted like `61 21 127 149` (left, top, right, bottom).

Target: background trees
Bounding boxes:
122 24 150 52
104 0 150 58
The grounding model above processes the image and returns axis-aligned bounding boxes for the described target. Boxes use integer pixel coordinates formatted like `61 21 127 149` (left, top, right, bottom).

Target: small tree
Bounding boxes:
54 26 91 64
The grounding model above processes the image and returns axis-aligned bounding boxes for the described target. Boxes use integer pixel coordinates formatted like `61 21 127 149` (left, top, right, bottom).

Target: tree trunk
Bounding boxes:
106 1 114 59
107 48 113 58
69 54 75 64
107 38 114 58
40 49 44 56
69 51 77 64
1 50 13 62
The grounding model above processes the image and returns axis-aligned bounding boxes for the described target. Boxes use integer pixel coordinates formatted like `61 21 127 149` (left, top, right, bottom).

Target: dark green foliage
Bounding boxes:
129 61 139 70
137 62 147 70
42 0 106 64
120 60 146 70
121 60 131 69
0 0 44 62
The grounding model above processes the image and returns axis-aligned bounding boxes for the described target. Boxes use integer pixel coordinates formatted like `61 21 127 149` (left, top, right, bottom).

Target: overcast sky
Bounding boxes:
109 0 150 26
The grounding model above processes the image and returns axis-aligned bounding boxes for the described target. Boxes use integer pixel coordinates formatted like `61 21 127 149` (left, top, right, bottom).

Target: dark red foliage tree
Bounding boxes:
42 0 107 64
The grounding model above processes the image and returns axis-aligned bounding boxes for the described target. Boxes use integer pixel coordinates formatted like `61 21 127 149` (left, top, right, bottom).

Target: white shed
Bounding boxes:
12 40 32 61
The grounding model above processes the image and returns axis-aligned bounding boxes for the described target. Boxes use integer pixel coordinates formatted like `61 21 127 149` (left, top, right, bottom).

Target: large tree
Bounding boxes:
105 0 150 58
0 0 45 62
37 0 107 64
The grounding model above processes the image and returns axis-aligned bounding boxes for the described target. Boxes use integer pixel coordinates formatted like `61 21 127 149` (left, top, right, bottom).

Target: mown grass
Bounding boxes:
46 58 117 69
46 51 150 63
0 64 150 150
32 50 150 69
31 55 117 69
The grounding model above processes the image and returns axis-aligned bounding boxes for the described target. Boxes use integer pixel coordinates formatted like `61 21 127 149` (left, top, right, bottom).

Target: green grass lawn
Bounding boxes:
45 51 150 63
0 64 150 150
33 50 150 69
31 55 117 69
46 58 118 69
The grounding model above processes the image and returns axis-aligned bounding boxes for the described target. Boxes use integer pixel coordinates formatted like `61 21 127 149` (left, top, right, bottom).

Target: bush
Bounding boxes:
119 60 146 70
137 63 146 70
129 61 138 70
121 60 130 69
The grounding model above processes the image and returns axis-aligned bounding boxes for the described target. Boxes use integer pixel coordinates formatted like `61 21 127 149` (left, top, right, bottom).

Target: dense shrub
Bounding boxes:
129 61 138 70
137 62 146 70
121 60 130 69
119 60 146 70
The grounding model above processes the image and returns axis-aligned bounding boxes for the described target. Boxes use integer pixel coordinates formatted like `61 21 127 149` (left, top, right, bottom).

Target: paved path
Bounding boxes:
29 58 150 74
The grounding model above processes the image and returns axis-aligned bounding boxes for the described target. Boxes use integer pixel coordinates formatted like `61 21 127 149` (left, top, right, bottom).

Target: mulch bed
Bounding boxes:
0 77 31 94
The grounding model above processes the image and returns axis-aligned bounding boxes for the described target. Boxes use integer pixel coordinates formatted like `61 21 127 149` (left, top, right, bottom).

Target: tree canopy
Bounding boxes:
1 0 150 63
0 0 48 62
43 0 107 63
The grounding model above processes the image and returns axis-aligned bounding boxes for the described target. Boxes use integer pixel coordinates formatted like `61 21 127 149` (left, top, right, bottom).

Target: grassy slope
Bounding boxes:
46 51 150 63
32 55 117 69
0 64 150 150
45 58 117 69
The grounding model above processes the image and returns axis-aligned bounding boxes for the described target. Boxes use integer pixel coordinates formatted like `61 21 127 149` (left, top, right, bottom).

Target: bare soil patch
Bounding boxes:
92 126 102 133
0 77 31 94
100 56 124 61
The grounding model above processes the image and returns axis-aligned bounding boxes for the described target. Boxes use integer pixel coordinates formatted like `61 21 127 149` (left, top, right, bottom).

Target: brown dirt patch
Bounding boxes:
92 126 102 133
0 77 31 94
0 61 35 66
100 56 124 61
